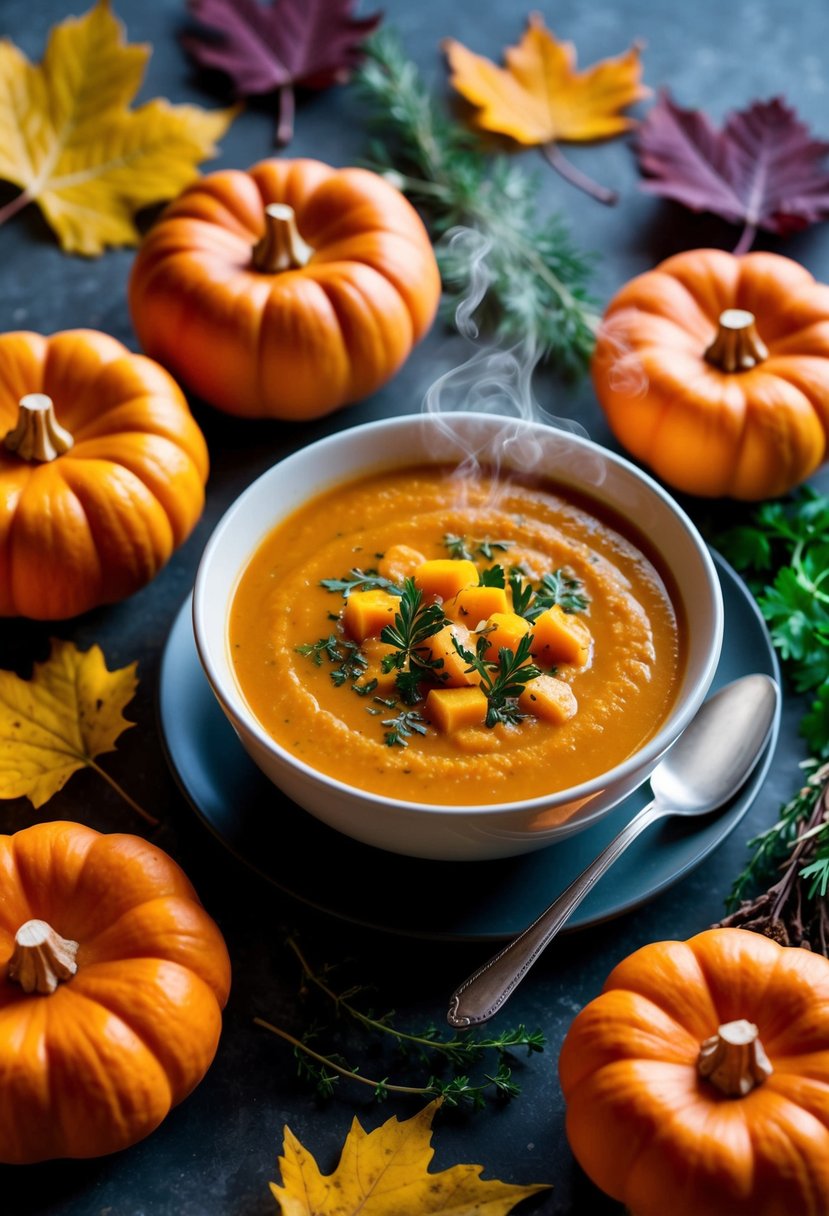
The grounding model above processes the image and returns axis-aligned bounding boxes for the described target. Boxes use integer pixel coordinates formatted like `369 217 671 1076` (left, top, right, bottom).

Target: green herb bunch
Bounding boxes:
255 938 545 1108
297 558 589 746
713 487 829 951
355 31 599 374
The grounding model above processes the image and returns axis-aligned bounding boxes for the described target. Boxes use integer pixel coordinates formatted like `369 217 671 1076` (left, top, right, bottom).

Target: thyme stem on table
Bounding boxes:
255 937 546 1107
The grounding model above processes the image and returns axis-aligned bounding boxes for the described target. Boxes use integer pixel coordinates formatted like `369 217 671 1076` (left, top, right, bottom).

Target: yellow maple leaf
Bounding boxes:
270 1099 549 1216
444 12 649 202
0 0 236 254
0 639 156 824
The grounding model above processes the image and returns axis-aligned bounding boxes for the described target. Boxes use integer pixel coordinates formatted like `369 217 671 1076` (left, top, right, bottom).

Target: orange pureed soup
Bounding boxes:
229 463 685 806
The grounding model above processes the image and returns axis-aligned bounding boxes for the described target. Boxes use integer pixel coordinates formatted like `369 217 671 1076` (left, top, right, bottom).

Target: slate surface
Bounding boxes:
2 1 829 1213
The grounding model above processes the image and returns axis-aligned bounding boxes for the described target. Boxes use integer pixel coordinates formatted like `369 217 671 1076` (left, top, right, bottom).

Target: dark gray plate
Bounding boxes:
158 551 780 940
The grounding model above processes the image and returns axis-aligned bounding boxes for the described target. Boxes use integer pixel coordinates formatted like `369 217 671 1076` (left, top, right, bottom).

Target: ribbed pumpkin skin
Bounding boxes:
591 249 829 500
0 330 209 619
128 158 442 420
558 928 829 1216
0 821 231 1164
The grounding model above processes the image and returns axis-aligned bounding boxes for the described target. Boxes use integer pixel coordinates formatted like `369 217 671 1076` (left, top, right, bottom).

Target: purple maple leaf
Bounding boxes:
634 91 829 253
183 0 382 146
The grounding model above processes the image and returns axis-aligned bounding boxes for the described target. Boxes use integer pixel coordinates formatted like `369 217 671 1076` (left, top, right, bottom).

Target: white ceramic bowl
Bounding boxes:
193 412 724 861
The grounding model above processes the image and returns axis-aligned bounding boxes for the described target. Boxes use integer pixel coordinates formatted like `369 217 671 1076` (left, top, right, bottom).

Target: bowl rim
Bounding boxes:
192 410 725 819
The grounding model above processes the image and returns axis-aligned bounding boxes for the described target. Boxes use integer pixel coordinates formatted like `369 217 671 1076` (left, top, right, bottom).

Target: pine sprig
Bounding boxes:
255 938 545 1108
355 30 599 373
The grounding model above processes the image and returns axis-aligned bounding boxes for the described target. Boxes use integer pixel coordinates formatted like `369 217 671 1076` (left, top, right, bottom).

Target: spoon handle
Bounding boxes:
446 799 666 1028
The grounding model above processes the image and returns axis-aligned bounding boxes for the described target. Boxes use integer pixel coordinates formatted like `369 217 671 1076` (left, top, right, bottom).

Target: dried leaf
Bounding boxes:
270 1099 549 1216
0 639 155 825
0 0 236 254
183 0 381 145
634 91 829 254
444 12 648 202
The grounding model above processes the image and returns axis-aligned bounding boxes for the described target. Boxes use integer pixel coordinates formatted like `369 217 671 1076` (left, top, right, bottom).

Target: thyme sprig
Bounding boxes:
255 938 545 1107
321 568 402 598
382 709 428 748
355 30 599 373
296 635 369 686
444 533 511 562
715 763 829 953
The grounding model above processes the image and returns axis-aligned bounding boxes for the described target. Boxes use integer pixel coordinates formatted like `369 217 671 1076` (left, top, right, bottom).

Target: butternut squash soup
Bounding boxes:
228 464 684 805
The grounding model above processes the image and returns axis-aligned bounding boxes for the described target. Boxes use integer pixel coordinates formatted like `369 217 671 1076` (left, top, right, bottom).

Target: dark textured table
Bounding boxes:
2 1 829 1213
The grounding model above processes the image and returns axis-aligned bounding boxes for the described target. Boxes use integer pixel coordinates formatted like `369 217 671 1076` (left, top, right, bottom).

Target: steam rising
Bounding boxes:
421 227 591 487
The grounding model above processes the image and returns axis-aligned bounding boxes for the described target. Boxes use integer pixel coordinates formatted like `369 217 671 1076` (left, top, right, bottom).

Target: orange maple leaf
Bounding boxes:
444 12 649 203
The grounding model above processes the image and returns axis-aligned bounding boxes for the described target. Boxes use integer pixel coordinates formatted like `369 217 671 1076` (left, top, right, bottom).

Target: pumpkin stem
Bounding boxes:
7 919 79 995
252 204 314 273
698 1019 773 1097
3 393 74 462
704 309 769 373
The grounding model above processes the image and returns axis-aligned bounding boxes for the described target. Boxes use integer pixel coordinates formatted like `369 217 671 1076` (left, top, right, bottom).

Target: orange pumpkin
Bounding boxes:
0 820 231 1163
0 329 208 620
128 158 442 421
591 249 829 500
559 927 829 1216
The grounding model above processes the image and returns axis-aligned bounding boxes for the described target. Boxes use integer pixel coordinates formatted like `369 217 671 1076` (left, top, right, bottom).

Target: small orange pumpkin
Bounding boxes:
559 927 829 1216
0 329 208 619
0 820 231 1163
591 249 829 500
128 158 442 421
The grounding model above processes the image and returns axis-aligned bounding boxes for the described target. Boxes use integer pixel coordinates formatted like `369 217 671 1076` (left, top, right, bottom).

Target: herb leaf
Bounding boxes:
382 709 428 747
531 569 590 618
321 569 402 598
479 565 506 588
452 631 541 727
380 578 446 670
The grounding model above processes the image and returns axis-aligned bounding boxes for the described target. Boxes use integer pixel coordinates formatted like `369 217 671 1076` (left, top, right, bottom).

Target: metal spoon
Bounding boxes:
446 673 780 1029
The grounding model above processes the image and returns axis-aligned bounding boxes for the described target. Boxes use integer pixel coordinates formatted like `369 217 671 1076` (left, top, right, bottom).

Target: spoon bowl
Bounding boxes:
446 673 780 1028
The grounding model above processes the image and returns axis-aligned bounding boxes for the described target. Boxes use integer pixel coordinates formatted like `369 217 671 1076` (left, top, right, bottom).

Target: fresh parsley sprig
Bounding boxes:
712 486 829 952
255 937 546 1108
453 632 541 727
379 578 446 704
716 487 829 759
507 567 589 622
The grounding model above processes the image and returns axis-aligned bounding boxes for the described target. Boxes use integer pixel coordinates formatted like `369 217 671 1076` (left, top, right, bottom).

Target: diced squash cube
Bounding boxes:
414 558 478 602
343 589 399 642
530 605 592 667
424 623 479 687
444 584 509 626
377 544 425 585
483 612 530 661
427 686 488 733
518 675 578 724
360 638 398 693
